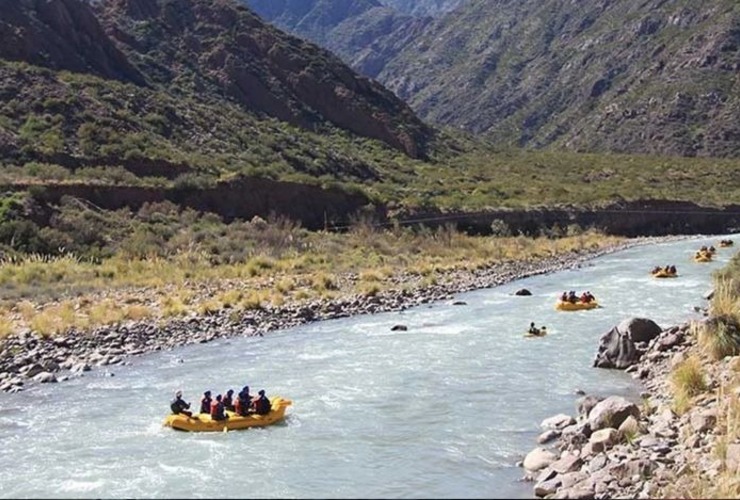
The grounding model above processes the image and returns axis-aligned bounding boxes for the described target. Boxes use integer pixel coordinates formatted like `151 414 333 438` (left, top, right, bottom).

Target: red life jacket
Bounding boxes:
210 400 219 418
234 397 241 414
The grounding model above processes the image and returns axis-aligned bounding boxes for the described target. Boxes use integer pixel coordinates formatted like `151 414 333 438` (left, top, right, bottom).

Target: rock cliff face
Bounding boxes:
99 0 432 158
0 0 432 158
0 0 145 84
380 0 464 17
245 0 430 78
376 0 740 158
247 0 740 158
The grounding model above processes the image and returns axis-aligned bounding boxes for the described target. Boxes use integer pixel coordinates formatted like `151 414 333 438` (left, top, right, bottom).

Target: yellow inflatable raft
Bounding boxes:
719 241 733 248
652 270 678 278
694 254 712 263
164 396 292 432
555 300 599 311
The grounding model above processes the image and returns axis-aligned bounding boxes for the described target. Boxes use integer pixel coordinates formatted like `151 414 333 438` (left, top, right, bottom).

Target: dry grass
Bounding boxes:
239 290 267 310
0 230 625 337
671 355 707 415
664 465 740 499
663 256 740 498
357 282 382 297
311 272 338 292
695 278 740 360
123 304 153 321
665 380 740 499
0 317 14 338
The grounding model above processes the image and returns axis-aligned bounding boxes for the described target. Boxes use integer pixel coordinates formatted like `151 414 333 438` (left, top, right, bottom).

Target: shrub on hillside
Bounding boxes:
697 315 740 361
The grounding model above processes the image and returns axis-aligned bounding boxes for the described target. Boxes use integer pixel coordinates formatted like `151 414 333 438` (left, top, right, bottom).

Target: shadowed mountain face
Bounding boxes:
376 0 740 158
380 0 464 16
246 0 740 158
0 0 145 84
0 0 432 158
245 0 431 78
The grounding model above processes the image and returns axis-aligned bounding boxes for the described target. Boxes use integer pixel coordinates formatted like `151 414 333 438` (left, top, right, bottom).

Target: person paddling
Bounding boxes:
200 390 213 415
254 390 271 416
210 394 228 421
223 389 235 412
236 386 252 416
170 390 193 418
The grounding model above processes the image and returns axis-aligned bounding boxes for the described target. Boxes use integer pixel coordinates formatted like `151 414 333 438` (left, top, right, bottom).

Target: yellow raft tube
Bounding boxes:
555 300 599 311
652 270 678 278
164 396 292 432
694 254 712 263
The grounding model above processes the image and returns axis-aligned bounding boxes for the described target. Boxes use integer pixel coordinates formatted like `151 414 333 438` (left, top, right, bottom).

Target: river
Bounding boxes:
0 234 736 498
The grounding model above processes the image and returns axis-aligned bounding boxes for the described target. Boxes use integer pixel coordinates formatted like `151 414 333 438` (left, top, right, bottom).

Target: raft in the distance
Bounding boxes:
652 270 678 278
164 396 292 432
555 300 599 311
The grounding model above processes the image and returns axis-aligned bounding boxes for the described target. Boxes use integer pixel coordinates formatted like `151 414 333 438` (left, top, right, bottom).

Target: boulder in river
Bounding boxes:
515 289 532 296
593 317 662 369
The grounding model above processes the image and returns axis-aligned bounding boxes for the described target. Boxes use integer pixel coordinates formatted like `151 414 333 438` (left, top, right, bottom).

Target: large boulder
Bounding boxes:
593 317 662 369
589 428 620 452
622 318 663 343
541 413 576 430
523 447 559 472
576 395 603 420
588 396 640 431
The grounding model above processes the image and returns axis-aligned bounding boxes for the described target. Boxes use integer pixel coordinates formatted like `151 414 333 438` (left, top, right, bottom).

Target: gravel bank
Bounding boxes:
520 301 738 499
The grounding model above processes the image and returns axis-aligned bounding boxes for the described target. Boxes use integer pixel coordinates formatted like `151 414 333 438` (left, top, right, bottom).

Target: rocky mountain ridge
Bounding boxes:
247 0 740 158
376 0 740 157
379 0 464 17
0 0 432 159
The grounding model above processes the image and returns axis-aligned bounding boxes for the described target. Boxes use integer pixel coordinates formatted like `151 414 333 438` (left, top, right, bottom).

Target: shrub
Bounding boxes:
671 355 707 414
490 219 511 237
697 316 740 360
311 272 337 291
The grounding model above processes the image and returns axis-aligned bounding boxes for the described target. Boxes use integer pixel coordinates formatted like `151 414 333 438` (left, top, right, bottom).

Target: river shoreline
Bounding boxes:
0 235 689 393
521 283 734 499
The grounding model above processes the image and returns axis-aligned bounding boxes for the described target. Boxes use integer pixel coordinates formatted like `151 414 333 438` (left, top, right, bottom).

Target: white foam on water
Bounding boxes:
58 479 105 493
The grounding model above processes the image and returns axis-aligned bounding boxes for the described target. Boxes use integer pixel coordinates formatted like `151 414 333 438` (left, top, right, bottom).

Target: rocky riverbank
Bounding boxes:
520 312 740 499
0 236 682 393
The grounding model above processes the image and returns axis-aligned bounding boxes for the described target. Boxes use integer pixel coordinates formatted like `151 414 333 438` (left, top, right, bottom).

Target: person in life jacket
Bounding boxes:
170 390 193 417
210 394 228 421
200 390 213 415
236 386 252 416
254 390 271 416
528 322 539 335
222 389 235 412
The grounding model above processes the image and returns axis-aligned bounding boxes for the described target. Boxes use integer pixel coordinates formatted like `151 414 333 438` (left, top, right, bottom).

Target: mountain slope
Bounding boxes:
377 0 740 157
100 0 432 158
245 0 429 78
0 0 145 85
379 0 464 16
0 0 432 159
